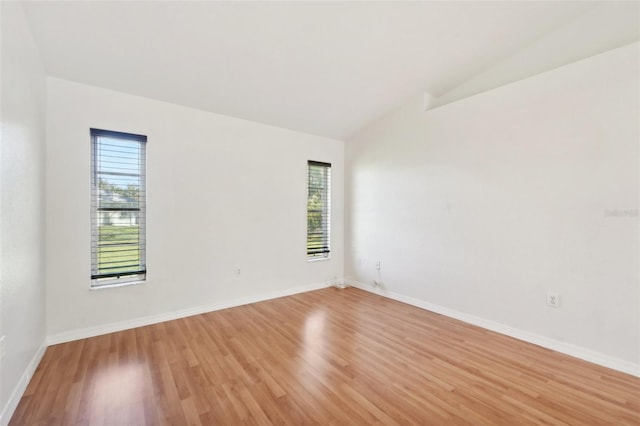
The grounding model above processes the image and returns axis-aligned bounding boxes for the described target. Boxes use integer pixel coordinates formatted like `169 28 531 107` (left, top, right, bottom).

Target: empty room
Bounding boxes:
1 0 639 424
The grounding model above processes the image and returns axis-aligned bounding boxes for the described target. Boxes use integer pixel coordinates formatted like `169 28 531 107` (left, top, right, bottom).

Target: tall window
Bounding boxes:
307 161 331 259
91 129 147 287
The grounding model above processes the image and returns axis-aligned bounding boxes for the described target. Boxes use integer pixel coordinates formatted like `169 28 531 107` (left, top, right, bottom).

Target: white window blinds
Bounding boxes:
91 128 147 286
307 160 331 258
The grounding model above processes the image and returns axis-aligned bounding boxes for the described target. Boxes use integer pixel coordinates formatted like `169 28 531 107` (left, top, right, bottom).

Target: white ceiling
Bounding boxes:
21 1 639 139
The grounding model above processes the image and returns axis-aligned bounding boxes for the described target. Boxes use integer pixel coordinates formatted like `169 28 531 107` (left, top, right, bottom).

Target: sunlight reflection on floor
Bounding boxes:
93 361 145 410
299 310 327 387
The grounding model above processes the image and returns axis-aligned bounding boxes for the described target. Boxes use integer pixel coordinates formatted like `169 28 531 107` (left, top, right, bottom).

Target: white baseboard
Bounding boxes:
48 282 328 345
347 279 640 377
0 340 47 426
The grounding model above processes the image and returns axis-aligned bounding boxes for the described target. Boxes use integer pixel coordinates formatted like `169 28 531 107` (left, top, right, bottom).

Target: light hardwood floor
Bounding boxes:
10 287 640 425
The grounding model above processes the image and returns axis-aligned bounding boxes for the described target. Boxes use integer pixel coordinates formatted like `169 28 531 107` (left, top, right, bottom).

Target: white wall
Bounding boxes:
0 2 47 423
346 43 639 372
430 2 639 110
46 78 344 338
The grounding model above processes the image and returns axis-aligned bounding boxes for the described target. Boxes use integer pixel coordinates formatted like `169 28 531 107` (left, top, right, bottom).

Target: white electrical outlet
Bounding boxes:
375 261 381 270
546 292 560 308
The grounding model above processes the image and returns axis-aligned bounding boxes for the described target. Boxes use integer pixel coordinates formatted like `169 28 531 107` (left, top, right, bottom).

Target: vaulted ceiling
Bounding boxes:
22 1 639 139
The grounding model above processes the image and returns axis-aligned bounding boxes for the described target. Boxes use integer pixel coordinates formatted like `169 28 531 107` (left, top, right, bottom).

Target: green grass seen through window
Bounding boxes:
97 225 141 275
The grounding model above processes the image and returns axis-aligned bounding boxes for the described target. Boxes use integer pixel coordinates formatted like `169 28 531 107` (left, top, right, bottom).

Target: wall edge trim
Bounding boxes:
346 279 640 377
0 340 47 426
47 282 329 345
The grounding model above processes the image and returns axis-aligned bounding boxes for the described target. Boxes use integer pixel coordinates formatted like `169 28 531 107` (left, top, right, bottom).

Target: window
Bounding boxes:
307 161 331 259
91 128 147 287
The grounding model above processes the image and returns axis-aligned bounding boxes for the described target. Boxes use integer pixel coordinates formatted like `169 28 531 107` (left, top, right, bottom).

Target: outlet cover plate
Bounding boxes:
546 292 560 308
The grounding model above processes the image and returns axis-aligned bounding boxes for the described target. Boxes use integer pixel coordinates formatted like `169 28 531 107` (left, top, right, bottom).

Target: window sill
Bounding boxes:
307 256 330 263
90 280 146 291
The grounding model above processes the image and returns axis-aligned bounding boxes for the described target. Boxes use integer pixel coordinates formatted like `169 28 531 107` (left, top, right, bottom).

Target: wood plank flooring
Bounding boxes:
10 287 640 425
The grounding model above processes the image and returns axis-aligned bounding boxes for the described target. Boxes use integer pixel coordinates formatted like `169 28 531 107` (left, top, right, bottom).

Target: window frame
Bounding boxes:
90 128 147 288
306 160 331 260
